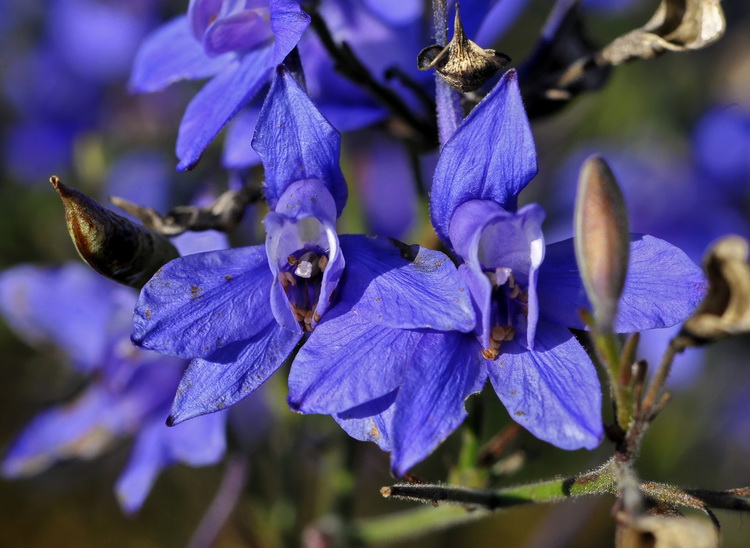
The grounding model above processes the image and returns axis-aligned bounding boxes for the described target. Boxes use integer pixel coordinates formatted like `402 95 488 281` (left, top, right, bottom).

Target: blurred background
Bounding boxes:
1 0 749 546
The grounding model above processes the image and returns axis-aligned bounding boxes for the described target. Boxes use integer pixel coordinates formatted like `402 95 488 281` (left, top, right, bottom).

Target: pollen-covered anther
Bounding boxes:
508 283 521 300
292 305 306 323
318 255 329 272
294 251 321 279
304 310 314 325
287 255 298 266
280 271 297 288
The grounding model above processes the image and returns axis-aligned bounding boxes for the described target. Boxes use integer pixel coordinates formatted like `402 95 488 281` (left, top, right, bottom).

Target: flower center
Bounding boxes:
279 246 329 332
482 268 529 360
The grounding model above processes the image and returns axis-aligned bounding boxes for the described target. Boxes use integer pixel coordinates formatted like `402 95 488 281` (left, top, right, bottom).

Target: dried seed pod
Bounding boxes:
51 176 179 289
676 235 750 347
417 4 510 93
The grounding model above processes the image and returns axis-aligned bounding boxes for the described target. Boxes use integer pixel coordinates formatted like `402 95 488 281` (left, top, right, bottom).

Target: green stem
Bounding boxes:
594 329 633 430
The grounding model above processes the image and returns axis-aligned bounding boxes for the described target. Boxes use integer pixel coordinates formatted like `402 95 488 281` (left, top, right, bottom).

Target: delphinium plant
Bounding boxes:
2 1 749 547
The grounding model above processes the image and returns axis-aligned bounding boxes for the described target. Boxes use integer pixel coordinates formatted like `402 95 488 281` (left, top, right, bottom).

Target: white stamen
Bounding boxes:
295 261 314 278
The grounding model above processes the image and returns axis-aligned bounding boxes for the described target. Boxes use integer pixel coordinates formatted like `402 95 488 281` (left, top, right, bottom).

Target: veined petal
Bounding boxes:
288 310 418 413
538 235 706 332
132 246 275 359
487 322 603 450
115 411 227 514
337 235 475 331
252 67 347 215
391 331 487 476
176 46 274 170
129 16 232 93
431 70 537 248
168 322 302 424
269 0 311 64
334 391 397 452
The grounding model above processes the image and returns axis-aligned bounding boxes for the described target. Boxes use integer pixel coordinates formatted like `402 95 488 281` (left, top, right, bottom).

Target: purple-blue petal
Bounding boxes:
361 0 423 26
334 391 397 452
132 246 275 359
252 67 348 215
115 410 227 513
0 264 133 373
176 46 274 170
538 235 706 332
223 106 263 168
288 309 418 413
168 323 302 424
337 235 475 331
488 322 603 450
269 0 312 64
391 331 487 476
203 8 275 56
129 16 233 93
431 70 537 248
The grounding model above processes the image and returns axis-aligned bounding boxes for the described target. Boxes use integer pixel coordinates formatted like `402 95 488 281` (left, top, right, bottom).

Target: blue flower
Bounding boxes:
130 0 310 170
289 70 707 476
132 66 475 427
0 263 229 514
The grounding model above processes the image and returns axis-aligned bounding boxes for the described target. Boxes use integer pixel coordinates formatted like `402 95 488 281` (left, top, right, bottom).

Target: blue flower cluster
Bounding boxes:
1 0 711 509
127 1 704 476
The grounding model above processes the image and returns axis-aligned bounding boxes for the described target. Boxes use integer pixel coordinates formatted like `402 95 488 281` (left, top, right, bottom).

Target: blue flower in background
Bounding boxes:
130 0 310 170
132 67 475 429
0 263 228 514
289 71 706 476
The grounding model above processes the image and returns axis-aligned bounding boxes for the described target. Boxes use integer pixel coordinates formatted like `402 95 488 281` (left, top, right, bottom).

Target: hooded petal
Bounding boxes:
288 309 419 413
269 0 311 64
129 15 232 93
132 246 275 359
115 411 227 514
334 391 397 452
168 322 302 424
391 331 487 476
431 70 537 248
203 8 275 56
537 235 706 332
176 46 275 170
337 235 475 331
0 264 133 373
264 180 344 331
252 67 348 215
450 200 545 348
488 321 603 449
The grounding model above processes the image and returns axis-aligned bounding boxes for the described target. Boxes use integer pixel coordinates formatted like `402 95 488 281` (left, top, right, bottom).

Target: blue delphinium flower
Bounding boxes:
132 66 475 425
289 70 706 476
130 0 310 170
0 263 228 514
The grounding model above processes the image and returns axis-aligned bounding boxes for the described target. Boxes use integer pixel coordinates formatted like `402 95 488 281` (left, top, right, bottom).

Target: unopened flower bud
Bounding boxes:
676 235 750 347
51 176 179 288
417 4 510 93
574 156 630 332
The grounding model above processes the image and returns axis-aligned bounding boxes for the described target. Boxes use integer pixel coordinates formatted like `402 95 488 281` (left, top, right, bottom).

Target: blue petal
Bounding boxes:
537 235 707 332
288 310 418 413
2 387 119 478
361 0 423 26
132 246 275 359
0 264 133 373
222 106 263 168
129 16 232 93
269 0 311 65
168 322 302 424
252 67 348 215
337 235 475 331
334 391 397 452
487 322 603 450
116 411 227 513
349 131 417 239
430 70 537 248
176 46 275 170
391 332 487 476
